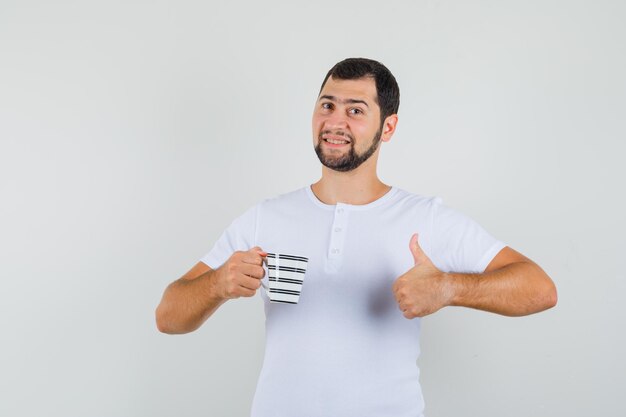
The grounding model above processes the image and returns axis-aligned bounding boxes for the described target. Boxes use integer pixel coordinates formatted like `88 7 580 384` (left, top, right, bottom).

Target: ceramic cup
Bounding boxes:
261 252 308 304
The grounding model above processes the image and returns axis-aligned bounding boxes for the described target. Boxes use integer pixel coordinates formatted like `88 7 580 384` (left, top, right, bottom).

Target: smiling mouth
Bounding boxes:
323 138 350 145
321 131 352 145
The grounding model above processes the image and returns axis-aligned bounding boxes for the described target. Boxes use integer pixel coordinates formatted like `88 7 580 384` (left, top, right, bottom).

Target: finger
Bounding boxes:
242 250 266 266
250 246 268 257
239 264 265 279
409 233 426 265
239 275 263 291
239 287 257 298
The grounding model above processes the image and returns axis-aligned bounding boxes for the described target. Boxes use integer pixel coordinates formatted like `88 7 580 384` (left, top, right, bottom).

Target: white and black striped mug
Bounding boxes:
261 252 309 304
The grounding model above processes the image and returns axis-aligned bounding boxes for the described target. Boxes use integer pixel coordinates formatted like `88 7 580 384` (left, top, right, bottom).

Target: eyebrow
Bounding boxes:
319 95 370 108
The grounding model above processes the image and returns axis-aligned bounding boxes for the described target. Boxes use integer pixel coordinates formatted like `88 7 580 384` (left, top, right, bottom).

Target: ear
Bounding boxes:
380 114 398 143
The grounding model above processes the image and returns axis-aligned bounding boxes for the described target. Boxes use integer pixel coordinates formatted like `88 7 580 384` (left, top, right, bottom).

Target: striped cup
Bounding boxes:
262 252 308 304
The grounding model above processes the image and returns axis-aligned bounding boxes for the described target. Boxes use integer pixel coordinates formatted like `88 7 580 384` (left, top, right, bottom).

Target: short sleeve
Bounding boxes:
429 197 506 274
199 204 258 269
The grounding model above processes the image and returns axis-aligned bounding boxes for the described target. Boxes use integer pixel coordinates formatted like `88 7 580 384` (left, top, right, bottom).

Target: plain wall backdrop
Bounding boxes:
1 0 624 416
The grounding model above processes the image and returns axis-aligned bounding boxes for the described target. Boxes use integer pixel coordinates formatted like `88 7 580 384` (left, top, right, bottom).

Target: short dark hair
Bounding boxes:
319 58 400 125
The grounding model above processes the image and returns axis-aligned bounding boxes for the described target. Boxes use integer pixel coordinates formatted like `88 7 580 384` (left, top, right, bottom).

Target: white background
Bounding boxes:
1 0 624 416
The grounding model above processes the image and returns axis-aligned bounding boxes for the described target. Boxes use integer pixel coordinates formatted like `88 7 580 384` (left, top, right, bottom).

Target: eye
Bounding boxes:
349 108 363 115
321 102 333 110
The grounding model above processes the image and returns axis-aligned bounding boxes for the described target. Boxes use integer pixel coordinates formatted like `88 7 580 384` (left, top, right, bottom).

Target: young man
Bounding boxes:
156 58 557 417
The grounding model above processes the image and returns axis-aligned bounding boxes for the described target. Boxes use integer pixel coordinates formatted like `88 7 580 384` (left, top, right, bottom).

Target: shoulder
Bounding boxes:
388 188 479 229
246 187 311 220
390 187 441 211
258 186 308 208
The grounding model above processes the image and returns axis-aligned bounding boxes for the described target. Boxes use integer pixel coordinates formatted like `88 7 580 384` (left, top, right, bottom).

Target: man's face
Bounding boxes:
312 76 383 172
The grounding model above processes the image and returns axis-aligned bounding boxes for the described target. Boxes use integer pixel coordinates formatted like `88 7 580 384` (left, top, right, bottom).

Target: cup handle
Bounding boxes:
260 256 270 295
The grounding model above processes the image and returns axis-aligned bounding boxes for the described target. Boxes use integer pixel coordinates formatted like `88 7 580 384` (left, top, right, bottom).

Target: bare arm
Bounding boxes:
156 247 267 334
446 247 557 316
155 262 226 334
393 234 557 318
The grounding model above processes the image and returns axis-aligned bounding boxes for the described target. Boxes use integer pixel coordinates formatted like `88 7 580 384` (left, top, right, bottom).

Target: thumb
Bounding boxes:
409 233 426 265
251 246 268 257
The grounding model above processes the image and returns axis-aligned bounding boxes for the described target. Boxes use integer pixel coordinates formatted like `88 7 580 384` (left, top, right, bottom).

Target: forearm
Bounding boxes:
445 261 557 316
156 269 227 334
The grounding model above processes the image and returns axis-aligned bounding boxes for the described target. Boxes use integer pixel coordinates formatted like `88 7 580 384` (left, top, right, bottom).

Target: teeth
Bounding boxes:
326 138 349 145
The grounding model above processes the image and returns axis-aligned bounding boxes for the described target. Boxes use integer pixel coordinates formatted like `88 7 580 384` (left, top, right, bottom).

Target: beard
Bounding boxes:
314 127 383 172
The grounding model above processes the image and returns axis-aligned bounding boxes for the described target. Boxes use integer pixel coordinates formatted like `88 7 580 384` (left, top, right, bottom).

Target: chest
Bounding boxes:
256 205 430 311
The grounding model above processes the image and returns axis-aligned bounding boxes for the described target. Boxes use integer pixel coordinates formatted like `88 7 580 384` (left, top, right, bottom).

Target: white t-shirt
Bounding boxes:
200 186 506 417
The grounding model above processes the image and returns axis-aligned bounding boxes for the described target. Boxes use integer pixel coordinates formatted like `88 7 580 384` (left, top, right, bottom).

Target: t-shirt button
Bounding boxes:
331 248 340 254
337 208 344 214
334 227 342 232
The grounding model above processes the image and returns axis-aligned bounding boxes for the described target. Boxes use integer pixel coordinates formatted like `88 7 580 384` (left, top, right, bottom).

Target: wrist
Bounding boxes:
441 272 460 307
444 271 482 308
204 268 228 304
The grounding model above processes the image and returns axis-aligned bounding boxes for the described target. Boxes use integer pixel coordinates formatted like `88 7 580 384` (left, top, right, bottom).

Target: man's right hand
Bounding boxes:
156 246 268 334
213 246 267 300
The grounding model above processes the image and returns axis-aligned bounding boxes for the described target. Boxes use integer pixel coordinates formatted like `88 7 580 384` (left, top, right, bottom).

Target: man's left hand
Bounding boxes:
392 233 453 319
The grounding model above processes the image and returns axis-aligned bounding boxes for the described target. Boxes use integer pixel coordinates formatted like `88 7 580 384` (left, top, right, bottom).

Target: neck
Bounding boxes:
311 162 391 205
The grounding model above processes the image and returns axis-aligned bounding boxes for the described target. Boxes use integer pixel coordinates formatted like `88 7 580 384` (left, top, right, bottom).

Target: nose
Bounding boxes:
323 111 348 131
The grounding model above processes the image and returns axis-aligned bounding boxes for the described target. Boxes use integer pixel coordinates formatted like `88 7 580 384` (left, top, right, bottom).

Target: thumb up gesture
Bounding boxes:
392 233 453 319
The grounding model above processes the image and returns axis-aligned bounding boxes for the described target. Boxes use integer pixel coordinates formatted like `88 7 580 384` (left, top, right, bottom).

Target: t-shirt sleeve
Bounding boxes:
429 197 506 274
198 204 258 270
